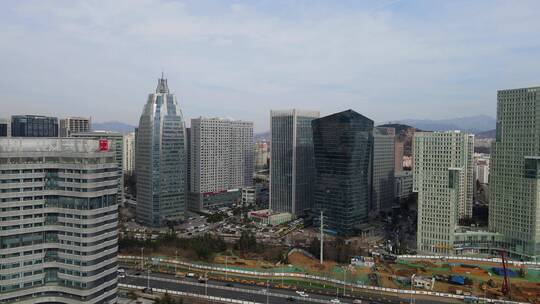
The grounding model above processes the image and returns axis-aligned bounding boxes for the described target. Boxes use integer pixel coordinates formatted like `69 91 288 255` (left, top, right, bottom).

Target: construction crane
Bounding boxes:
500 250 510 296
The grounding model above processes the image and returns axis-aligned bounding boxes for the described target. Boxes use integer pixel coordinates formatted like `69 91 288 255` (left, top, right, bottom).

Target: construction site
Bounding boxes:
209 250 540 303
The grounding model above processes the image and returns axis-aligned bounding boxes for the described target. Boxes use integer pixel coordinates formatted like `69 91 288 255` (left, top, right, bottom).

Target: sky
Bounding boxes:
1 0 539 132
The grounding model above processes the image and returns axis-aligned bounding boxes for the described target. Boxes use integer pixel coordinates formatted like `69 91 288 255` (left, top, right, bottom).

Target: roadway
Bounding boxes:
120 269 460 304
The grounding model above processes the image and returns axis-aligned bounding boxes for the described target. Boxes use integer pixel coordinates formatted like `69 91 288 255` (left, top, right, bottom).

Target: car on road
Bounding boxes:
225 283 234 287
295 291 308 297
287 297 295 302
330 299 341 303
353 300 363 304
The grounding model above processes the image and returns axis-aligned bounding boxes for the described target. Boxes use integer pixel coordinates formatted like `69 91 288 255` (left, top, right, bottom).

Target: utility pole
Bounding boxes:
175 250 178 274
320 210 324 265
141 247 144 270
266 279 269 304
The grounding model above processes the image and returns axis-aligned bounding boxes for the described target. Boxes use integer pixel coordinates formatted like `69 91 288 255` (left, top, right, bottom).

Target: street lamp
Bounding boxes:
175 250 178 274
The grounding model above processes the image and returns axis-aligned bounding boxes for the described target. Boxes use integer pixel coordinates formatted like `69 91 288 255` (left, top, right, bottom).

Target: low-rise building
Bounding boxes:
248 209 292 226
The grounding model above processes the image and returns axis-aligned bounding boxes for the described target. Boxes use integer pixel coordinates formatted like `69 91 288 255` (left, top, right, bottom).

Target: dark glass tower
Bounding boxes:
312 110 373 235
11 115 58 137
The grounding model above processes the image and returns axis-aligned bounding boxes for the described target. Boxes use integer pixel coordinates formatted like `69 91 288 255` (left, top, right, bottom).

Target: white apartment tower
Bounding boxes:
413 131 474 254
189 117 254 211
123 132 135 174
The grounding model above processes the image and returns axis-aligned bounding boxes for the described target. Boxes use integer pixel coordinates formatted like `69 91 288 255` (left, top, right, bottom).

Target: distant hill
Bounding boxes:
92 121 136 134
391 115 496 133
475 129 496 139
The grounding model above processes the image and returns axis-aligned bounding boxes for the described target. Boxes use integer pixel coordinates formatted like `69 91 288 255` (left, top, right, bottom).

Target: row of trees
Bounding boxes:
119 233 227 261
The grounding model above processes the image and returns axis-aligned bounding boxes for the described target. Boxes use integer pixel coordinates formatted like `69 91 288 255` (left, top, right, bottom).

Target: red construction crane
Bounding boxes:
500 250 510 296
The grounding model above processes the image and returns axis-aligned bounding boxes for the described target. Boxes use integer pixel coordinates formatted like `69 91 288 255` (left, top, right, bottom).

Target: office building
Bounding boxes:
11 115 58 137
189 117 253 211
474 153 490 185
270 109 319 217
490 86 540 261
372 127 395 214
72 131 124 206
59 117 91 137
0 138 119 304
413 131 474 254
313 110 374 235
123 132 135 174
0 118 9 137
136 76 187 227
394 170 413 201
255 141 269 170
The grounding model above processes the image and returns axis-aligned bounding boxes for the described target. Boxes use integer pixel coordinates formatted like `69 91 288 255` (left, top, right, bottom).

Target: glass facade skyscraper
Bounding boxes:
312 110 373 236
372 127 396 214
270 110 319 216
490 86 540 261
11 115 58 137
136 76 187 227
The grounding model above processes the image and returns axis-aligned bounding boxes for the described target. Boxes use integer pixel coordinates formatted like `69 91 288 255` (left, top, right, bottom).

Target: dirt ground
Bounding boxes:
287 251 337 272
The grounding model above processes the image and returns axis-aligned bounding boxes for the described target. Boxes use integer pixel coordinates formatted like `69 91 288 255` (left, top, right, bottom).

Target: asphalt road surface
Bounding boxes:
120 270 461 304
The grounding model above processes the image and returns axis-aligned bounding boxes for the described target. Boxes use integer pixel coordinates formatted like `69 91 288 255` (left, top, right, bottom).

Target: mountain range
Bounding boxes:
386 115 496 134
92 121 136 134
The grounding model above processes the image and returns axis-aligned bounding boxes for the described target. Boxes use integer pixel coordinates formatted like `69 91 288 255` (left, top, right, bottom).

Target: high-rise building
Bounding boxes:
59 116 91 137
394 140 404 173
490 86 540 261
11 115 58 137
123 132 135 174
0 117 9 137
0 138 119 304
72 131 124 206
189 117 253 211
255 141 269 170
270 109 319 216
313 110 373 235
372 127 396 214
413 131 474 254
136 76 187 227
474 153 490 185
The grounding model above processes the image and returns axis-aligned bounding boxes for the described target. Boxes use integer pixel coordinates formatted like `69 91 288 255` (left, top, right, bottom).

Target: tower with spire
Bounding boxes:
136 75 187 227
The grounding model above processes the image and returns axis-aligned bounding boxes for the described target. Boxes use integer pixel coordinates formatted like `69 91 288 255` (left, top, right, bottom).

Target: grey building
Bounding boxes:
489 86 540 261
71 131 124 206
59 117 91 137
0 138 119 304
313 110 374 236
0 117 9 137
189 118 253 211
394 170 413 201
11 115 58 137
372 127 396 214
136 76 187 227
270 109 319 216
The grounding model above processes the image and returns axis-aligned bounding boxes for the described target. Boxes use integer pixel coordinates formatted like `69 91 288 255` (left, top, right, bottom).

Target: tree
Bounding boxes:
155 293 183 304
236 230 258 252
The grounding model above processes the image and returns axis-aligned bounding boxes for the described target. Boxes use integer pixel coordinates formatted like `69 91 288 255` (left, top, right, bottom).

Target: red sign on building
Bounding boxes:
99 139 109 151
